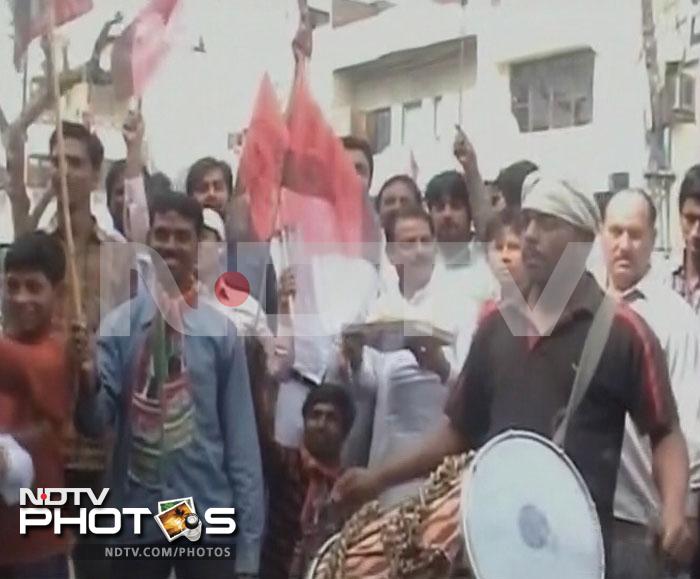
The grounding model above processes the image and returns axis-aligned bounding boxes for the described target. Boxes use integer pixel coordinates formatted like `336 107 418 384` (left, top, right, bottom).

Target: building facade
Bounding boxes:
319 0 700 251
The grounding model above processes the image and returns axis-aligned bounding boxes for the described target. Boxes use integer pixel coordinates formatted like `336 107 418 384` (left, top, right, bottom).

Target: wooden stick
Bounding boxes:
458 0 468 128
46 0 84 322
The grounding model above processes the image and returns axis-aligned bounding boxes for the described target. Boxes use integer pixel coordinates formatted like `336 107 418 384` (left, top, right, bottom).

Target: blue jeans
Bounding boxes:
0 554 69 579
611 519 689 579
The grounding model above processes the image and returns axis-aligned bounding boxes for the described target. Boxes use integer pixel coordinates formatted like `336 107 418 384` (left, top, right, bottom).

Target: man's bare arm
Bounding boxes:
332 417 468 507
453 126 494 241
651 425 695 563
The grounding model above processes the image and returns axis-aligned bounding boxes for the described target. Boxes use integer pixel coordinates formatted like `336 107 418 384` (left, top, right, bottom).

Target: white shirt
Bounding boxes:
611 271 700 525
434 243 499 308
339 266 479 506
270 238 379 383
0 435 34 505
270 239 380 447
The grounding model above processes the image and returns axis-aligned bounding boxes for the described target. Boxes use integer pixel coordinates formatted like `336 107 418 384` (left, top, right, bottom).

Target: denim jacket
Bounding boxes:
75 292 264 574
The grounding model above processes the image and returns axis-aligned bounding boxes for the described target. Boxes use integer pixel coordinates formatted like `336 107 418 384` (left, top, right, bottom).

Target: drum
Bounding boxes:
461 430 605 579
306 453 470 579
307 430 604 579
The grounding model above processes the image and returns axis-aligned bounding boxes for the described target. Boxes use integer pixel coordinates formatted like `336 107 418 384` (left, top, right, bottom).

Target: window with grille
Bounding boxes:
402 100 422 146
366 107 392 153
510 49 595 133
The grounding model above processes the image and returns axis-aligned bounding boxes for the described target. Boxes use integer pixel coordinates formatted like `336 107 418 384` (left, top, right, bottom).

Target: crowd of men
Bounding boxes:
0 86 699 579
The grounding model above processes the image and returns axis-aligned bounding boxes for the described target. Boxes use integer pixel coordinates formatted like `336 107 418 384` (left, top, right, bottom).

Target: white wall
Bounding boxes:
321 0 663 210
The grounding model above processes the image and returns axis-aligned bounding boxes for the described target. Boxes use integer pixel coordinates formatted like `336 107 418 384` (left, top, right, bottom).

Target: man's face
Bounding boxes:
601 193 655 292
191 168 229 215
488 184 507 211
108 169 126 233
303 402 345 463
2 270 60 341
681 197 700 259
429 195 472 244
488 227 527 290
346 148 372 197
148 211 199 287
51 137 98 211
522 210 585 287
388 217 436 292
378 182 419 229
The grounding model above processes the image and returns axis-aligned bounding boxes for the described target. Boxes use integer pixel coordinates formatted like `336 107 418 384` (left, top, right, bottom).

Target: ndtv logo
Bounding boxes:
19 489 237 540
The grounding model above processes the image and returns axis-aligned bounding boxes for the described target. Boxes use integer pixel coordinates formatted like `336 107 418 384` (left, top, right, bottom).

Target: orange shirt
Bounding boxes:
0 334 75 565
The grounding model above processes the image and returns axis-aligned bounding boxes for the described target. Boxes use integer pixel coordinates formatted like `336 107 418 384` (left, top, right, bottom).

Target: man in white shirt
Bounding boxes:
601 188 700 579
270 132 382 449
374 175 423 293
425 170 498 307
334 205 478 506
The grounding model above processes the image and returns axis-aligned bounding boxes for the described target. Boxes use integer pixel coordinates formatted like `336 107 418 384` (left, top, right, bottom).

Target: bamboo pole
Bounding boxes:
458 0 468 127
46 0 84 322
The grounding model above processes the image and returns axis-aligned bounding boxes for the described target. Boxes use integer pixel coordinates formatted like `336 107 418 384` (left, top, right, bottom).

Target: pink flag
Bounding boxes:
11 0 93 71
239 74 289 241
111 0 180 99
282 65 365 254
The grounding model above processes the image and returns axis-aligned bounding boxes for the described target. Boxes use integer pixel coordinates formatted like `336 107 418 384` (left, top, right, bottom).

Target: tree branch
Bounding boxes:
6 136 31 236
27 188 55 231
0 13 123 237
1 12 123 150
0 103 8 135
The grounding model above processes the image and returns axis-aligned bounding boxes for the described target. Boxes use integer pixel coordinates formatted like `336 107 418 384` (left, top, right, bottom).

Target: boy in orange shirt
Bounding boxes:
0 232 76 579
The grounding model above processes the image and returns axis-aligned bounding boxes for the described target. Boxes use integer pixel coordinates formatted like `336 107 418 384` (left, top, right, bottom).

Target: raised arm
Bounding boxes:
453 126 494 241
72 315 124 438
122 110 150 244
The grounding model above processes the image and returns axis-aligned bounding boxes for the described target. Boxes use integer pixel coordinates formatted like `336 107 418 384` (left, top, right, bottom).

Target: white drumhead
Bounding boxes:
461 430 604 579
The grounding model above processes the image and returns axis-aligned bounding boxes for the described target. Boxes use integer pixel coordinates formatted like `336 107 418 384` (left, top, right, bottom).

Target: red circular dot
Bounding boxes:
40 492 47 500
215 272 251 308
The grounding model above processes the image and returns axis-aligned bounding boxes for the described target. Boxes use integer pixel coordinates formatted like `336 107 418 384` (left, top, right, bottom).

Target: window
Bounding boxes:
402 101 422 145
433 96 443 140
510 49 595 133
366 107 392 154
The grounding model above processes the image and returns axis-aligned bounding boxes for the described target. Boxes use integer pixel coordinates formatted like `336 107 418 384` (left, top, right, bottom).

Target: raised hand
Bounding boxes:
278 267 297 315
122 109 145 153
453 124 478 174
331 467 381 509
69 319 96 397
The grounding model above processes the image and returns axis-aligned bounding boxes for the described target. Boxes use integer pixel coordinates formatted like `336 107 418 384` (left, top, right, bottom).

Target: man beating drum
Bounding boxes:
332 174 694 577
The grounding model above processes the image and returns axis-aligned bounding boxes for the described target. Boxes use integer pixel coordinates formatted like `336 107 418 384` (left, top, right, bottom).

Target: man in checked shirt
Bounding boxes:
251 370 355 579
667 166 700 315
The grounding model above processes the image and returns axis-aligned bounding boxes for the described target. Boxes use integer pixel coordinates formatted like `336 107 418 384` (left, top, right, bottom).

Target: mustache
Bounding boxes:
522 246 543 261
158 249 182 260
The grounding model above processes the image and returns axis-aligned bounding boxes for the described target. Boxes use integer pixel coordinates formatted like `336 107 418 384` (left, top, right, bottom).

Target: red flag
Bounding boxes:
239 74 289 241
11 0 93 71
282 65 364 253
111 0 180 99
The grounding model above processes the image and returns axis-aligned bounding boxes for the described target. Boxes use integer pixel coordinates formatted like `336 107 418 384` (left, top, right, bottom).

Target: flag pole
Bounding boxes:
22 55 29 109
458 0 468 128
46 0 84 322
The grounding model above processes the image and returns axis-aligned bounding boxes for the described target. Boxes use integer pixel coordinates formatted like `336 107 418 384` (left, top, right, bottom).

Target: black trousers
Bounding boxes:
693 515 700 579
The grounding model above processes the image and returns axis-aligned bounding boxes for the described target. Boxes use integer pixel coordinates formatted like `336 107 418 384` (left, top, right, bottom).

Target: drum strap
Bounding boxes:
552 296 617 448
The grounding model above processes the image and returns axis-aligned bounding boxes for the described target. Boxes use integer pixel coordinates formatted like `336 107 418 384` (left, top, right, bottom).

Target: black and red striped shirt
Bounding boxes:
446 273 678 540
